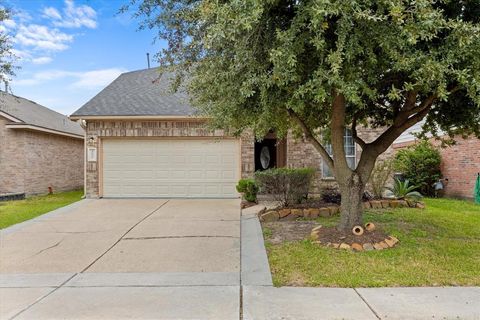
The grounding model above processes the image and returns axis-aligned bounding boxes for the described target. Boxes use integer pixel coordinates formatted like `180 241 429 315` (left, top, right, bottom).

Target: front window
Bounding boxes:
322 128 356 178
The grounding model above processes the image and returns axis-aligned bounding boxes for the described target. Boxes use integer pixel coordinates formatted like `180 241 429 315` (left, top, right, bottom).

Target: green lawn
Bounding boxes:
265 198 480 287
0 190 83 229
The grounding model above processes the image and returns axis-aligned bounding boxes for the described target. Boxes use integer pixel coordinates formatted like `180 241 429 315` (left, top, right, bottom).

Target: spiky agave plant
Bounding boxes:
385 179 423 201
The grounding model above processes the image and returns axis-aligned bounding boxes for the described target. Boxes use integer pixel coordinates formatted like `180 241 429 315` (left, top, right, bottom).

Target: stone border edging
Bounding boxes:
260 207 338 222
259 199 424 222
310 225 400 251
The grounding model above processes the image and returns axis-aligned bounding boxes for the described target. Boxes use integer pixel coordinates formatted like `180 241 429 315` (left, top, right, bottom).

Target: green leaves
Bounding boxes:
385 178 423 201
129 0 480 140
394 141 442 196
236 178 259 203
0 7 17 85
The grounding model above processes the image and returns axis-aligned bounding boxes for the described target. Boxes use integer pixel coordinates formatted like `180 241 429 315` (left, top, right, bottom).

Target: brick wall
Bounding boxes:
0 116 84 195
23 130 84 195
286 127 393 193
0 117 26 193
241 131 255 178
85 120 253 198
393 136 480 200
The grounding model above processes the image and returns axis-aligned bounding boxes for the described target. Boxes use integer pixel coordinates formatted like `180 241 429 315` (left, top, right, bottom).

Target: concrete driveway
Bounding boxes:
0 199 241 319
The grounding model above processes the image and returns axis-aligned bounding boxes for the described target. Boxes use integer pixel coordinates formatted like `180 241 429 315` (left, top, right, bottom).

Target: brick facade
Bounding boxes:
286 127 392 193
393 136 480 200
0 117 26 193
84 119 394 198
0 116 84 195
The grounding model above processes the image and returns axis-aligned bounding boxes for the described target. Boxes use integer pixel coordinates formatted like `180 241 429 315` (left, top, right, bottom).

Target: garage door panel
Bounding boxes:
155 170 170 179
189 170 204 179
102 139 239 198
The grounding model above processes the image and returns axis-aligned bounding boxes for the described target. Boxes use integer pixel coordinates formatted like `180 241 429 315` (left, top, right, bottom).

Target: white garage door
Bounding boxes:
102 139 240 198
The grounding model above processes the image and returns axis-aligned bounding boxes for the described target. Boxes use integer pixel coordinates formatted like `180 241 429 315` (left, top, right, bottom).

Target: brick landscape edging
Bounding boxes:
259 199 424 222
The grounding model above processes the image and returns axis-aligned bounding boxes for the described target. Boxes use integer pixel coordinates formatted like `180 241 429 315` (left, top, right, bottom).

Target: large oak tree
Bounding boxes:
126 0 480 231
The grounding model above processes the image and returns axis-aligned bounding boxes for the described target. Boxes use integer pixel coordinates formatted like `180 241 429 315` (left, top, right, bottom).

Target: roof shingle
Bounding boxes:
71 68 195 117
0 92 84 136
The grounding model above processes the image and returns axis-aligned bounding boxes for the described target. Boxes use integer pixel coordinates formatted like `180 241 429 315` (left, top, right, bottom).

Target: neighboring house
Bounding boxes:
393 122 480 200
70 68 386 199
0 92 84 196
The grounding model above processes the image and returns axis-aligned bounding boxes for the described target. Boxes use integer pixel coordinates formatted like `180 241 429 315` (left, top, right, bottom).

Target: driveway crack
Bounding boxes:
80 200 170 273
30 238 64 257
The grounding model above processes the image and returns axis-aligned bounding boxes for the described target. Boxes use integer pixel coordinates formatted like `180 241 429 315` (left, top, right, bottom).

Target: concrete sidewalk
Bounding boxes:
242 286 480 320
2 274 479 320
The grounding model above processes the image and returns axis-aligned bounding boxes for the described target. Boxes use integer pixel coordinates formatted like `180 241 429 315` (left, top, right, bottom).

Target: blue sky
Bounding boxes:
2 0 164 115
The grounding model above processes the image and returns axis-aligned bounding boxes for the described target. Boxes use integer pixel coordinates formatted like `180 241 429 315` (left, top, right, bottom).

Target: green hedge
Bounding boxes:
255 168 315 206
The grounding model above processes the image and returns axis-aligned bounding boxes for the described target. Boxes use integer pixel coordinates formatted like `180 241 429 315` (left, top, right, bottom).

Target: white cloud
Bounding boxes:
13 68 126 89
5 1 97 67
0 19 16 33
3 19 16 29
42 7 62 20
44 0 97 29
31 56 53 65
15 24 73 51
11 49 53 65
11 48 31 60
71 69 124 89
16 70 76 84
15 10 33 23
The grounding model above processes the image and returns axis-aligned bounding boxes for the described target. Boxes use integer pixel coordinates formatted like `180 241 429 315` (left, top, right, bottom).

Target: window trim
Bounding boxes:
321 129 357 179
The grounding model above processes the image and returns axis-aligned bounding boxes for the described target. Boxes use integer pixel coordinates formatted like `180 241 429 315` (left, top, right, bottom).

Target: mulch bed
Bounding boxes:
316 226 388 246
262 220 390 247
262 220 319 245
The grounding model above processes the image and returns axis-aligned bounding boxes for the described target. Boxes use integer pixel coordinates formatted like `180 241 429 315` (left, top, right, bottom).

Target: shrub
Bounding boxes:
236 179 259 203
368 158 395 199
385 178 423 202
255 168 315 207
394 140 442 196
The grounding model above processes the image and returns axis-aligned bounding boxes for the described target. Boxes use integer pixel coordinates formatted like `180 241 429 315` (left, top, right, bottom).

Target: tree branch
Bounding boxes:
403 94 436 117
403 90 418 111
352 114 367 150
356 99 432 183
287 109 335 171
371 99 434 157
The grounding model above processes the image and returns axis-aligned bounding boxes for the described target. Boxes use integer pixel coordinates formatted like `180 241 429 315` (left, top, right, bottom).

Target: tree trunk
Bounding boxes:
337 171 366 232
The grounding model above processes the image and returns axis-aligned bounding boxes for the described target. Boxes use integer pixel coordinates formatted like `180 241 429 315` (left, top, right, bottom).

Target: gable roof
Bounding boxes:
70 68 195 118
0 92 84 137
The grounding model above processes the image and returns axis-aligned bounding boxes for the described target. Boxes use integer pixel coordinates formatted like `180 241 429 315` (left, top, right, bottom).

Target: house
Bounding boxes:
393 122 480 200
70 68 386 199
0 92 84 196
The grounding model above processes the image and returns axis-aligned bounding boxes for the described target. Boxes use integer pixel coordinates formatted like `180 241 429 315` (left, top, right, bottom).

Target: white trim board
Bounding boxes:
5 123 84 139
